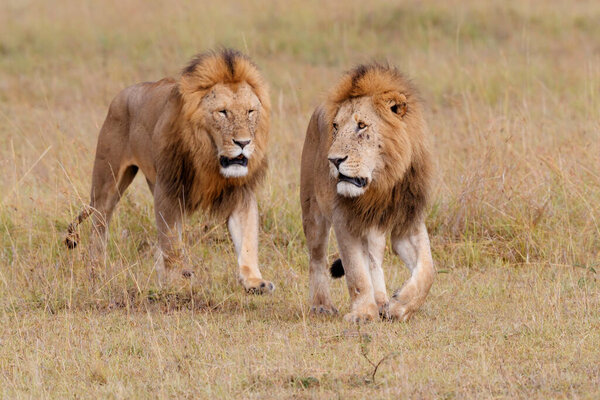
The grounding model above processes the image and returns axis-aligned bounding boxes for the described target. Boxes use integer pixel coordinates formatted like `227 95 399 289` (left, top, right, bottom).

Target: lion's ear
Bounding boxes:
389 95 408 118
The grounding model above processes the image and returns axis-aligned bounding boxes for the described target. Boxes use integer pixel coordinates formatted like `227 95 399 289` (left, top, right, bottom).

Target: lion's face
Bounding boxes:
201 82 262 178
328 94 410 197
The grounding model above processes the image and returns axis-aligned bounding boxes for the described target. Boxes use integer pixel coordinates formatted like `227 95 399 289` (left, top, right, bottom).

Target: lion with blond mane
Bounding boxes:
301 64 434 322
66 49 274 294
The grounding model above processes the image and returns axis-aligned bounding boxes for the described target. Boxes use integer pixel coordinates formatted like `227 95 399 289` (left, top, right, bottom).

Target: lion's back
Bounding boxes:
121 78 177 131
100 78 177 138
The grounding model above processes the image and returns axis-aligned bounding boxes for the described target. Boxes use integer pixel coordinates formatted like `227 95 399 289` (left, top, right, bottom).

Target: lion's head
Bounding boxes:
179 49 270 179
325 64 427 198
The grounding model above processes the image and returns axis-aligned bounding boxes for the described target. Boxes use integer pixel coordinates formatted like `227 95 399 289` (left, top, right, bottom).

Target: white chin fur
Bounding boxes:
220 165 248 178
336 181 366 197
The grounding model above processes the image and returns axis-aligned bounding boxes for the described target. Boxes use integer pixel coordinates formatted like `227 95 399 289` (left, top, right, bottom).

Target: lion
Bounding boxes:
65 49 275 294
300 63 434 322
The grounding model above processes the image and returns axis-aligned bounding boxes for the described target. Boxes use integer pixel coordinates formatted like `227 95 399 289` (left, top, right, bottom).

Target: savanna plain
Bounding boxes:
1 0 599 398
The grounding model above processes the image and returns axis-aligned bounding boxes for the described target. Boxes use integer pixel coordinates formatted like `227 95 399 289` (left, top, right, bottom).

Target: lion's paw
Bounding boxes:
388 298 416 322
378 302 390 319
375 291 390 319
343 303 378 324
343 311 376 324
243 278 275 295
310 304 338 316
157 266 196 288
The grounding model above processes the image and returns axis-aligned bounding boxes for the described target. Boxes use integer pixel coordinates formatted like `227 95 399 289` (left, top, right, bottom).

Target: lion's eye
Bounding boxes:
248 109 256 116
357 121 367 130
332 123 338 132
219 110 228 117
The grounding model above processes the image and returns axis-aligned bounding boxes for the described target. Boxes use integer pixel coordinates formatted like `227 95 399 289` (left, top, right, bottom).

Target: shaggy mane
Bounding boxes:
325 63 432 236
326 63 421 121
180 49 268 96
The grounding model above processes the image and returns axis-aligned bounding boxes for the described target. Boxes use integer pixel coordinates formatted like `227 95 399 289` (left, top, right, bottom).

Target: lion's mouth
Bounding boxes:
338 173 368 188
220 155 248 168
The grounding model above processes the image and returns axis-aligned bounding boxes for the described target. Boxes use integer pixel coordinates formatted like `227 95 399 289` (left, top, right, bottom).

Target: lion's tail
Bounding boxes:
65 206 93 249
330 258 345 278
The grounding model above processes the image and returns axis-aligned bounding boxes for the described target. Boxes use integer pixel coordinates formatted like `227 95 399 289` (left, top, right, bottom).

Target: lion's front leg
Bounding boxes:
153 187 189 285
227 193 274 294
333 214 378 323
389 221 435 321
366 229 389 317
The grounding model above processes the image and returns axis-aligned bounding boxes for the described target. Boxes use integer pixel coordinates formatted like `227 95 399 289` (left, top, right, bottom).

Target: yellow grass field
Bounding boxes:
1 0 599 398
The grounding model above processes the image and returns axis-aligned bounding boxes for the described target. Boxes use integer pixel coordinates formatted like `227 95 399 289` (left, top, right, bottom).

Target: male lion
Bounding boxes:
300 64 434 322
65 49 274 294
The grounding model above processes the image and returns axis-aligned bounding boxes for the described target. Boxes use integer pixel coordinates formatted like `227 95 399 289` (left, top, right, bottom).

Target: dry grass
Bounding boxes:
1 0 599 398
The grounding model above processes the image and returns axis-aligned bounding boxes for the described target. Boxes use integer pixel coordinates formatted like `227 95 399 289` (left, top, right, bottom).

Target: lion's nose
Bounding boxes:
233 139 251 149
328 156 348 170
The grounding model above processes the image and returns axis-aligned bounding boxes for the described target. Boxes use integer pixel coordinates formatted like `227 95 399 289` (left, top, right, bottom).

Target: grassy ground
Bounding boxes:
1 0 599 398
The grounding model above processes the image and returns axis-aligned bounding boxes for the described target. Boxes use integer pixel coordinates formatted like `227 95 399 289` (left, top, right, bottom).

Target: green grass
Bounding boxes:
1 0 599 398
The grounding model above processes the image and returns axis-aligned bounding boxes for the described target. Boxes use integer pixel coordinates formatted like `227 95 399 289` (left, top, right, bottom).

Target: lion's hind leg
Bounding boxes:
65 165 138 249
85 161 138 276
304 207 336 315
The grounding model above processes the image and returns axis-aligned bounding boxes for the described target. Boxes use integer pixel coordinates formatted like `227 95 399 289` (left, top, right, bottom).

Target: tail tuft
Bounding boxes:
330 258 345 278
64 206 92 250
65 228 79 249
65 223 79 250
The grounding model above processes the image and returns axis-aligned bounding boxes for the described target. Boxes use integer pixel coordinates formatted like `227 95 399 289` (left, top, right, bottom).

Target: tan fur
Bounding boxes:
300 64 435 322
66 49 274 294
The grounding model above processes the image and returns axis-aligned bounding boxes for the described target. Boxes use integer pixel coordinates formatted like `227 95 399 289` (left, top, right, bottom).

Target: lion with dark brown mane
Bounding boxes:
301 63 434 322
66 49 274 294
